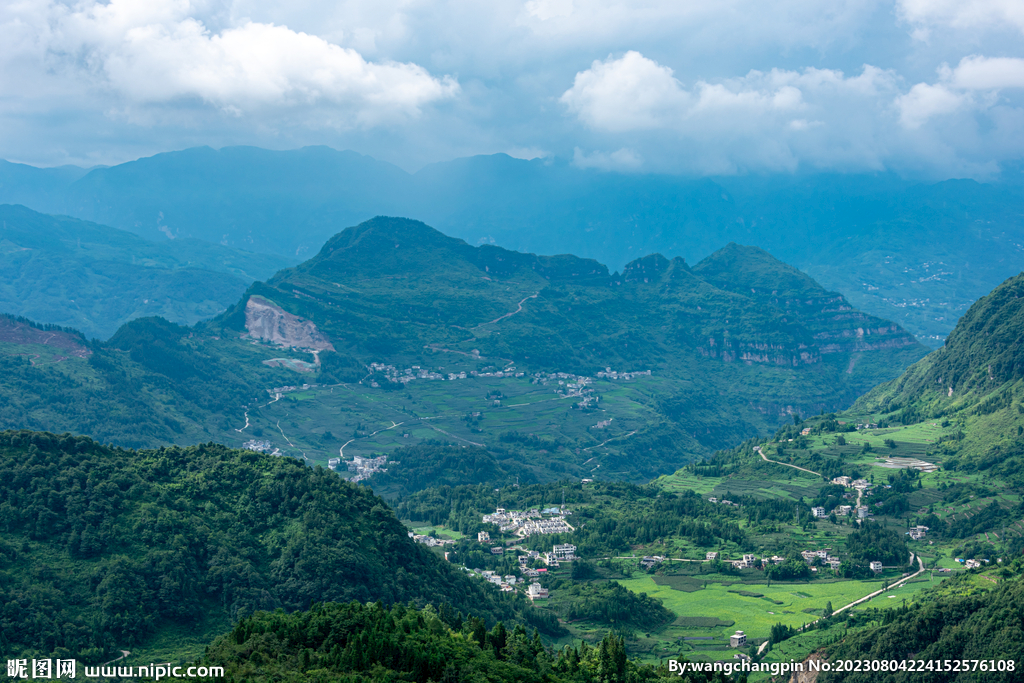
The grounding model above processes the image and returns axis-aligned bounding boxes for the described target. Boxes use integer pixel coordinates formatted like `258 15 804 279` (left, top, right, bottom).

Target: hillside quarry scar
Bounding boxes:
244 296 335 351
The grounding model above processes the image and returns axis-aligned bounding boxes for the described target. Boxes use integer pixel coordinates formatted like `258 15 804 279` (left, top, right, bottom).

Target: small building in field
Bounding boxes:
730 631 747 648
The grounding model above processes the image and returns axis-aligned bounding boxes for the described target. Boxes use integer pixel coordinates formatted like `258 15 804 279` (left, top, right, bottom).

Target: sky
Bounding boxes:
1 0 1023 177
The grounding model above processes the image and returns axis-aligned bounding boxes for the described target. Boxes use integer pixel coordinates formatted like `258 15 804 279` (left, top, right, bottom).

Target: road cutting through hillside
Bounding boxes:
753 445 821 477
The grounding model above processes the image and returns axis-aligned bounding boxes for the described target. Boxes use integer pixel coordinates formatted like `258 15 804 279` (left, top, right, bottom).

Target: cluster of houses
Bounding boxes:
472 544 578 600
327 454 389 482
532 372 600 408
367 361 536 388
367 362 445 386
242 439 274 454
908 525 929 540
707 497 740 506
831 476 874 491
811 504 870 519
800 549 844 571
478 570 520 593
705 549 850 572
480 507 575 538
267 383 317 397
595 368 652 380
408 531 456 548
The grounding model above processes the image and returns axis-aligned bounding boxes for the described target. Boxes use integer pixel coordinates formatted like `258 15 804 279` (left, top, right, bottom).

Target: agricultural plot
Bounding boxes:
605 575 885 662
232 360 668 479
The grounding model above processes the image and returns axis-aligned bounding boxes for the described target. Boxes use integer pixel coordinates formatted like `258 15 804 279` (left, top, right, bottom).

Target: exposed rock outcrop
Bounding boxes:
244 296 335 352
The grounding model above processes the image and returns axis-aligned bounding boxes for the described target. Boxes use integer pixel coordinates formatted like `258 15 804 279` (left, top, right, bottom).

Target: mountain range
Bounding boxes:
0 216 926 486
4 147 1024 346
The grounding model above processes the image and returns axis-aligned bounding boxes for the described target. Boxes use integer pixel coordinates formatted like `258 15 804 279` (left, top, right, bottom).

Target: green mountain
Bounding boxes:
0 431 555 663
5 146 1024 345
0 216 926 487
0 204 294 338
850 271 1024 483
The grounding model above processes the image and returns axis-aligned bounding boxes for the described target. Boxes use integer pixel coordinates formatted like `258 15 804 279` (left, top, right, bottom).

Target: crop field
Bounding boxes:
615 575 885 645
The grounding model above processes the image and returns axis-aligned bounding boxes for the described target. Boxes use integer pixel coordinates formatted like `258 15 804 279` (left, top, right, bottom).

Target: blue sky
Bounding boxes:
1 0 1022 177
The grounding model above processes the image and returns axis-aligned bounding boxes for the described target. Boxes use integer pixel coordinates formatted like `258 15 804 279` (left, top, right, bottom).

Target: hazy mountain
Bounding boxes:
0 204 294 338
3 147 1022 346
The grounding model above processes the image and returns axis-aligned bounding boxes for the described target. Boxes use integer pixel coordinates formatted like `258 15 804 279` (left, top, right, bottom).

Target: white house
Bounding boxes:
729 631 747 648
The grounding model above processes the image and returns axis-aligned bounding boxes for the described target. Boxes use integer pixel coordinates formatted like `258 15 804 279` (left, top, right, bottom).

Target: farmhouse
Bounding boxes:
552 544 577 561
869 561 883 573
706 552 719 561
811 507 827 518
478 531 490 542
730 631 747 648
640 556 664 570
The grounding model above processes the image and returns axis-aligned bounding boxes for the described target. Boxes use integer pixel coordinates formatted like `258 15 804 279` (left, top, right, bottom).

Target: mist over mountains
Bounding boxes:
4 146 1023 346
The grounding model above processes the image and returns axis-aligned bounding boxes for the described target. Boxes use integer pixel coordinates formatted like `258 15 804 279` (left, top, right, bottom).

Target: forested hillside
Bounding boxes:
0 431 556 662
203 601 712 683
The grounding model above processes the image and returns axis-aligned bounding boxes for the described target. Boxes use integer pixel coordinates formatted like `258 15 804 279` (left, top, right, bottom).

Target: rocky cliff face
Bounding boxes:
244 296 335 352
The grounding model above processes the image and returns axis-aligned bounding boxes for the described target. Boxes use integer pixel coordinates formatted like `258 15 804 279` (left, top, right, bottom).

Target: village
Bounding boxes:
327 454 389 482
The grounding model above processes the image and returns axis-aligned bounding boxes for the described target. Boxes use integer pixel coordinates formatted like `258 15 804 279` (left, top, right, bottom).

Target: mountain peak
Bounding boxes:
692 242 825 298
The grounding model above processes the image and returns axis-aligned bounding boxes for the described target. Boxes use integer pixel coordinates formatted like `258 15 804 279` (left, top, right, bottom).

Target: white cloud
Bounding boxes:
560 51 690 131
898 55 1024 127
560 52 908 172
896 83 966 128
30 0 458 125
948 55 1024 89
898 0 1024 34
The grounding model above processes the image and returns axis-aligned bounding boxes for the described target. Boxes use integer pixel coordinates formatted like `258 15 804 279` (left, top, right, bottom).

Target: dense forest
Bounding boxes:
203 600 722 683
366 442 536 499
545 581 675 631
0 430 558 661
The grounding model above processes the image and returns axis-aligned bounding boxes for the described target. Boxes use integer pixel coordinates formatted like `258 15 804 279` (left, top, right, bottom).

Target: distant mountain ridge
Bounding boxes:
0 204 293 338
4 146 1024 345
